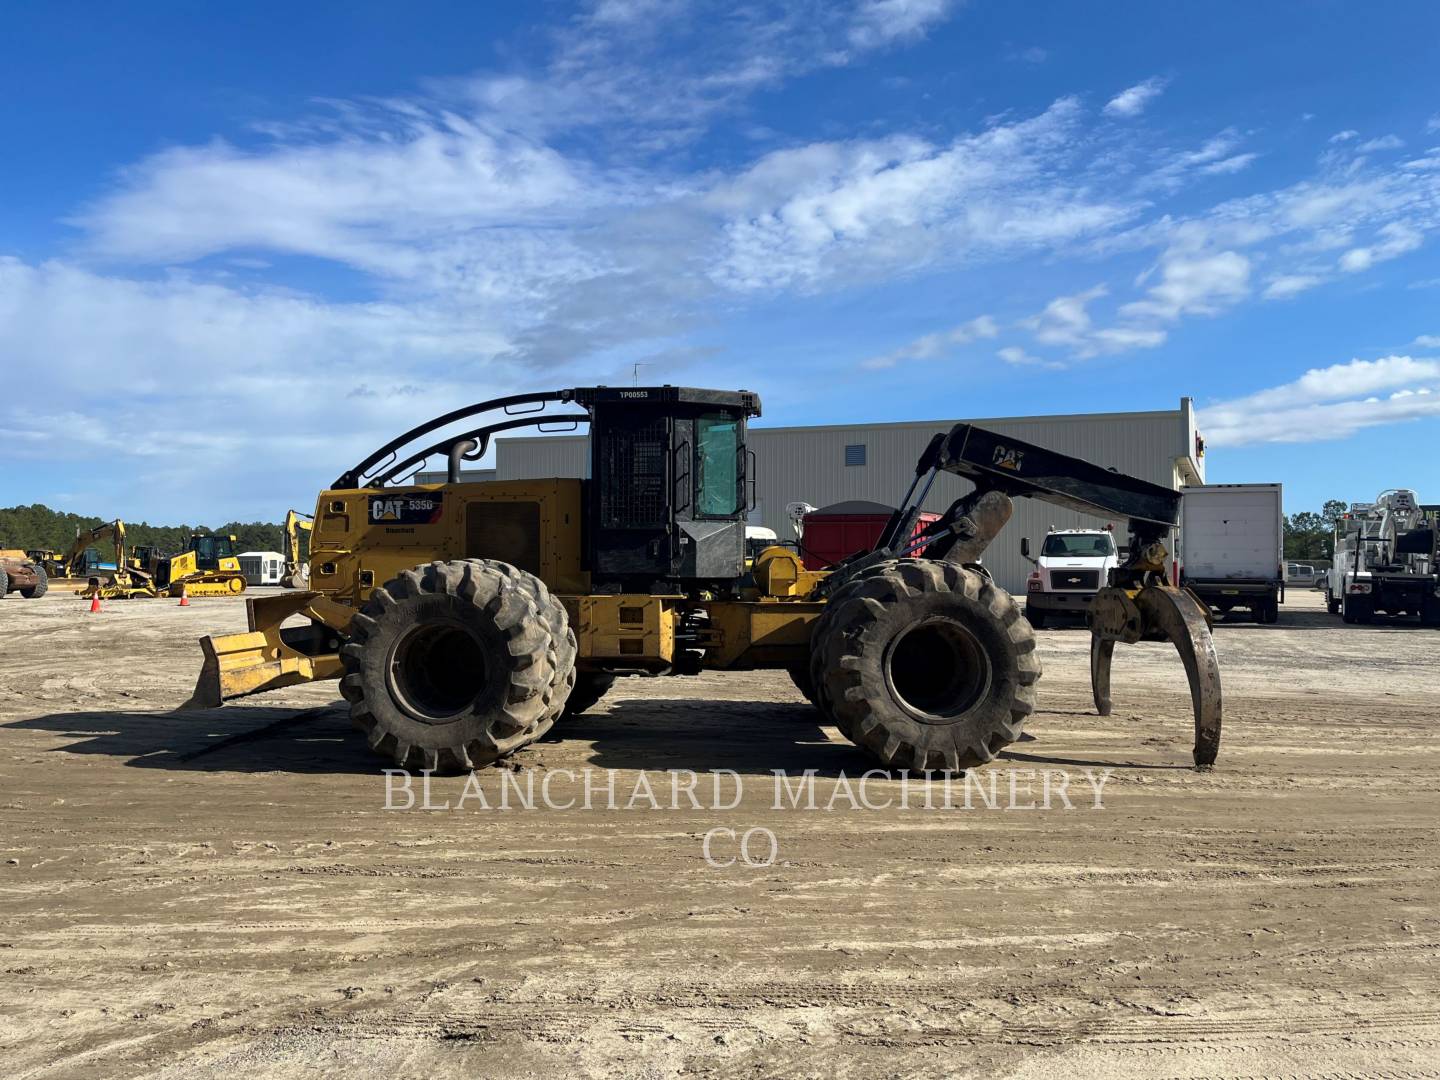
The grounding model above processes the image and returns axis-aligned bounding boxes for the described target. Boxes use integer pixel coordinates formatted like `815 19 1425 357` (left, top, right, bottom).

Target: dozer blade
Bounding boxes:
1089 584 1222 768
184 591 348 708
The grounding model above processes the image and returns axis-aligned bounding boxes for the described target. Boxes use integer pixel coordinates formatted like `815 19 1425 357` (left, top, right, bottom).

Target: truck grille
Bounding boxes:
1052 569 1100 591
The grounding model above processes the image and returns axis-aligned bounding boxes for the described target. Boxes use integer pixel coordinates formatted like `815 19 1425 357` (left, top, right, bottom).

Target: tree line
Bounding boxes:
0 504 287 556
1283 499 1348 562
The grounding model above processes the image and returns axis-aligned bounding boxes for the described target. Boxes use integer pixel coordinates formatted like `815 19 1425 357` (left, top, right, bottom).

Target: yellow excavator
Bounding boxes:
59 520 159 599
279 510 313 588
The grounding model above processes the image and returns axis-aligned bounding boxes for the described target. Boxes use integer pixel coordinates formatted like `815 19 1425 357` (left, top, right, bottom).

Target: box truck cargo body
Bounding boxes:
1180 483 1284 623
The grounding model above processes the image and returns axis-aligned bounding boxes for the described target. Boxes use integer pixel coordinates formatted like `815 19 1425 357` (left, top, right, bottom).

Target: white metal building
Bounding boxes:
418 398 1205 594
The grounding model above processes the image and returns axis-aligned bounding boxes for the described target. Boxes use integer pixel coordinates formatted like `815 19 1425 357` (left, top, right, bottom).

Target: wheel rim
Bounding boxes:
386 619 489 724
883 616 992 723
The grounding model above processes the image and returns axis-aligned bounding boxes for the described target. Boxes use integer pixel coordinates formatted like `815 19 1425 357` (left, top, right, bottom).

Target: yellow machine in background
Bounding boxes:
159 534 247 596
59 520 160 599
279 510 313 588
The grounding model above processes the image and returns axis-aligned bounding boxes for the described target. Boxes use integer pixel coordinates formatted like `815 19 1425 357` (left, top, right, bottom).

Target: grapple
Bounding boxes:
1087 546 1222 768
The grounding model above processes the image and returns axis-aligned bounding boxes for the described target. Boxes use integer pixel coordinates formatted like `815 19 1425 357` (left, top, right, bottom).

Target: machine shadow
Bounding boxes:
10 695 1189 778
553 699 878 777
5 703 380 775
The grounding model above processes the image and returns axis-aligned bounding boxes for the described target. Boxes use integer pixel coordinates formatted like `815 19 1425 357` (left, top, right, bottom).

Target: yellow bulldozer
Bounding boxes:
191 387 1222 774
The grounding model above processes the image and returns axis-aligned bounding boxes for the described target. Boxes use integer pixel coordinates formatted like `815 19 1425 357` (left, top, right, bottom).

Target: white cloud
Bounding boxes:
1103 77 1167 118
1356 134 1404 153
1414 335 1440 349
1329 129 1359 143
1200 355 1440 446
0 256 517 518
1022 284 1166 357
860 315 998 369
707 98 1135 290
1201 152 1258 175
1263 273 1324 300
997 345 1062 369
1121 250 1251 322
848 0 953 50
1428 114 1440 133
1338 222 1423 272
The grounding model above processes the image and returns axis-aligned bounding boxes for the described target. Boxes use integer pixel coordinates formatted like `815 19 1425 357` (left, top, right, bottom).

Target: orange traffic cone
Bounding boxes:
89 594 102 613
178 586 190 607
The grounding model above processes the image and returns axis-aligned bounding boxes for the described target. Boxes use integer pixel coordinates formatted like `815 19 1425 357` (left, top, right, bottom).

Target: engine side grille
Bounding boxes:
599 419 668 529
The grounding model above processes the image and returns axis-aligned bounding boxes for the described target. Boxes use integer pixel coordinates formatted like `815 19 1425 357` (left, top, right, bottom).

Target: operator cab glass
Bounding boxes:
694 413 741 518
192 535 235 569
1042 533 1116 558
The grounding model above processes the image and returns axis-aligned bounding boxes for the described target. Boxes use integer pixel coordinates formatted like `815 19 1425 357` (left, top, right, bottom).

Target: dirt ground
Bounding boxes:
1 586 1437 1079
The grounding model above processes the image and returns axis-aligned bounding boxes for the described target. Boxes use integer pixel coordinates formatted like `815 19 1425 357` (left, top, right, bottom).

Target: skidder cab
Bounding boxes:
190 387 1222 774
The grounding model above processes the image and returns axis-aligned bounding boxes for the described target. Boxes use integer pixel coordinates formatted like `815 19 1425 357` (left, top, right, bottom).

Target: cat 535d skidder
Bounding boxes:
190 387 1221 773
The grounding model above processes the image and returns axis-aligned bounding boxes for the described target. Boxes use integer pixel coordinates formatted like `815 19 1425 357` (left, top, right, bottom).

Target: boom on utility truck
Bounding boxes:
1324 491 1440 625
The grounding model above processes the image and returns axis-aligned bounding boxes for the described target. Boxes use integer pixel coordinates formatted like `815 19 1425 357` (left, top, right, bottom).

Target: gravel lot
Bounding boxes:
1 586 1437 1078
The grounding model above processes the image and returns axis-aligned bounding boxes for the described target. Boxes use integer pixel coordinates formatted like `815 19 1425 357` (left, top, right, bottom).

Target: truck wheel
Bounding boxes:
812 559 1040 772
563 672 616 718
1025 606 1046 630
339 559 557 771
1326 591 1340 615
19 564 48 599
0 568 8 597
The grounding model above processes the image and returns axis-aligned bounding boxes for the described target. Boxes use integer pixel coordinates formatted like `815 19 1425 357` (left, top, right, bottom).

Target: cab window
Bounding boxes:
694 414 741 518
1041 533 1116 558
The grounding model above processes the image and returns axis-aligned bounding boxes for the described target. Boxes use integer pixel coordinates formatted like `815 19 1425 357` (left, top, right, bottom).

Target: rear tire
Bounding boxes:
811 559 1039 772
1326 590 1340 615
19 564 48 599
339 559 557 771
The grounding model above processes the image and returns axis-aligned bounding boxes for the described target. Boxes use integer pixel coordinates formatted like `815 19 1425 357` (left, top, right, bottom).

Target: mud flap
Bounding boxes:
1089 585 1222 768
183 591 350 709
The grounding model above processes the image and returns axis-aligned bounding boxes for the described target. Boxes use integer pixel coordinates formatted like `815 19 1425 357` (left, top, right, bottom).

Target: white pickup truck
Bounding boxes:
1020 528 1119 629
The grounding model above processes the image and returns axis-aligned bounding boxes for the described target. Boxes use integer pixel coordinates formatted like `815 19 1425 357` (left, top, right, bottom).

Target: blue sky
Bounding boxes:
2 1 1439 523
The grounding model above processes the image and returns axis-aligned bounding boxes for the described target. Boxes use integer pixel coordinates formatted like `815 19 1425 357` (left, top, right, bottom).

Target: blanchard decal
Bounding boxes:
369 493 444 525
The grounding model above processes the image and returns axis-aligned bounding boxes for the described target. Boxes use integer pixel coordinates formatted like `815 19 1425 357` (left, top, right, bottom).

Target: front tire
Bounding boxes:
811 559 1039 772
19 564 47 599
340 560 557 771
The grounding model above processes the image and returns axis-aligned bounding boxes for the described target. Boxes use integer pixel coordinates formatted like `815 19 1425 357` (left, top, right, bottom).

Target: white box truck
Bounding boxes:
1180 483 1284 623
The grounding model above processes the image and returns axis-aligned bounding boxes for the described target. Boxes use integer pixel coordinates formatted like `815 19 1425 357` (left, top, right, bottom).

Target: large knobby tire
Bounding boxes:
811 559 1040 772
340 560 557 771
487 561 577 725
0 568 9 597
20 564 48 599
562 672 616 719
